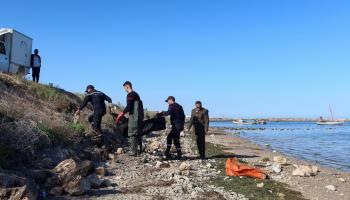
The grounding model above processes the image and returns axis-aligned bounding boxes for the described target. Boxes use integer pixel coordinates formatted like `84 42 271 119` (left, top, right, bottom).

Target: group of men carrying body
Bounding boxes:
76 81 209 160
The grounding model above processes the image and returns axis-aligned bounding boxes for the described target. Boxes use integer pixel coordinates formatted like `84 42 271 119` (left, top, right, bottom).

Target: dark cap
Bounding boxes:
195 101 202 105
165 96 175 102
85 85 95 92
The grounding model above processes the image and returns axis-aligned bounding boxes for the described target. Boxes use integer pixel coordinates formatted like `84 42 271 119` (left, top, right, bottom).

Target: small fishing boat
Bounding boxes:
256 119 267 125
316 105 345 126
233 119 254 125
316 121 344 125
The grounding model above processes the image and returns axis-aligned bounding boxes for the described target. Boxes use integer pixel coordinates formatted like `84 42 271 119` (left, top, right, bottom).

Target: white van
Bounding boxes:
0 28 33 75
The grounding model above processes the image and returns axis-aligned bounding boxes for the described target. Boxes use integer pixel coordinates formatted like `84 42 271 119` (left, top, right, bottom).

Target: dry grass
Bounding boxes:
0 73 90 157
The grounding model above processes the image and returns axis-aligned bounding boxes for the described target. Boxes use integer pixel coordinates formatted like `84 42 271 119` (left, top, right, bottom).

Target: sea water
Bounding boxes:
211 121 350 172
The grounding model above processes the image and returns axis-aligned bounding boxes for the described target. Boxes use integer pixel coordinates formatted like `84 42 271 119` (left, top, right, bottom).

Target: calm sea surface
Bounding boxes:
211 121 350 172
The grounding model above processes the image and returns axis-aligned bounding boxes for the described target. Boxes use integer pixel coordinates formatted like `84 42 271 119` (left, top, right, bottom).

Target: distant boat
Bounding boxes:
316 105 345 126
316 121 344 125
233 119 254 125
255 119 267 125
233 119 267 125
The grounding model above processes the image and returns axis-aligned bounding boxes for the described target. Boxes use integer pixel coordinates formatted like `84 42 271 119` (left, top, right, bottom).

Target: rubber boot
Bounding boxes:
176 149 183 160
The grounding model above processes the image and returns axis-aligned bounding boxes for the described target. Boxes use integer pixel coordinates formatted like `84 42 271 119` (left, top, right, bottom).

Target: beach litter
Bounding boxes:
226 158 266 180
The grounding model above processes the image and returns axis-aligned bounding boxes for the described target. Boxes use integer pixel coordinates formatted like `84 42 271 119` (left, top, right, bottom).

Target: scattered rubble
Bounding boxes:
273 156 288 165
179 161 192 171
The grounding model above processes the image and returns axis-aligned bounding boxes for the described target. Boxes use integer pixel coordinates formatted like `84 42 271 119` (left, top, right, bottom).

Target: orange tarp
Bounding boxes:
225 158 266 180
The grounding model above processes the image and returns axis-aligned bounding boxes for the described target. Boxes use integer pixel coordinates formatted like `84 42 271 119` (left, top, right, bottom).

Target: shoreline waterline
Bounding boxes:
206 126 350 200
210 121 350 173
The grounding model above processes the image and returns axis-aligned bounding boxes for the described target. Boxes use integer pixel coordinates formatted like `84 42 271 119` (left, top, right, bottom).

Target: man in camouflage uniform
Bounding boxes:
188 101 209 159
116 81 144 156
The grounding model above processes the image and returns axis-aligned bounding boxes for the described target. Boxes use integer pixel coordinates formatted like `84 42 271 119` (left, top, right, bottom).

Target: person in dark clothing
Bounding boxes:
188 101 209 159
159 96 185 160
116 81 144 156
30 49 41 83
76 85 112 134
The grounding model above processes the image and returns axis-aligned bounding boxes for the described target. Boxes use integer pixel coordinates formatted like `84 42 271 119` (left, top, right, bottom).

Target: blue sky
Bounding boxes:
2 0 350 118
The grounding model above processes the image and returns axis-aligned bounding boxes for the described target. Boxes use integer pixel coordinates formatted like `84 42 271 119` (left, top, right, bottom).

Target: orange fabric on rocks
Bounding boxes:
225 158 267 180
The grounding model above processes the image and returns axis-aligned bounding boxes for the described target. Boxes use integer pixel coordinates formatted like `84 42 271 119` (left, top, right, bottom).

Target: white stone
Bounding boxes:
338 178 346 183
155 161 170 168
257 183 264 188
325 185 337 191
179 162 192 171
116 148 124 155
272 163 282 173
292 165 318 177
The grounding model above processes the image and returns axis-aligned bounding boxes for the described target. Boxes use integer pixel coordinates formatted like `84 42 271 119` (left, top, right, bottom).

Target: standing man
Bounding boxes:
159 96 185 160
188 101 209 159
116 81 144 156
30 49 41 83
76 85 112 135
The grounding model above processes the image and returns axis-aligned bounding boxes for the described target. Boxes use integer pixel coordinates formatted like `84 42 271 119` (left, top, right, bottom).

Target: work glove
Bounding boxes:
115 112 125 124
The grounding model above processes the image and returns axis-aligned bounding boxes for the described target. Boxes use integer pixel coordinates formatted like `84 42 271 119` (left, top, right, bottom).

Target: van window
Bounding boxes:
0 43 6 55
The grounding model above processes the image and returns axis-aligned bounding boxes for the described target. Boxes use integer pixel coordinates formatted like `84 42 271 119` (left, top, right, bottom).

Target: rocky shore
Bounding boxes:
207 127 350 200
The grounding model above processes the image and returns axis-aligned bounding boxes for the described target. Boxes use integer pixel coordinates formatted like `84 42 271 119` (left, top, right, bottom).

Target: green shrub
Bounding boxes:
37 123 65 142
29 83 70 102
67 122 85 135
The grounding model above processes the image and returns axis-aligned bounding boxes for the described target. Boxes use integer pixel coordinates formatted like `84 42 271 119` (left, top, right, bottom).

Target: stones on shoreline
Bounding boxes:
325 185 337 191
273 156 288 165
292 165 318 177
179 162 192 171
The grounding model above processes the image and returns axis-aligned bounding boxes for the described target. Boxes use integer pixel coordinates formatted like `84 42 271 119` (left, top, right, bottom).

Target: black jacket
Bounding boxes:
163 103 185 126
79 91 112 113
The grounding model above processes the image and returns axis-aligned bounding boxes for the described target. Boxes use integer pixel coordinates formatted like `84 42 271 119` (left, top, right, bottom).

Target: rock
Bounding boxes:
108 153 115 160
101 179 112 187
53 159 93 183
116 148 124 155
260 157 270 162
179 162 192 171
272 163 282 173
338 178 346 183
273 156 287 165
52 159 93 196
0 172 38 200
0 185 37 200
206 163 212 168
87 174 103 189
95 167 106 176
325 185 337 191
292 165 318 177
27 169 52 185
49 187 64 196
148 141 162 152
62 175 91 196
155 161 171 168
277 193 285 198
257 183 264 188
311 166 319 174
180 131 185 137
